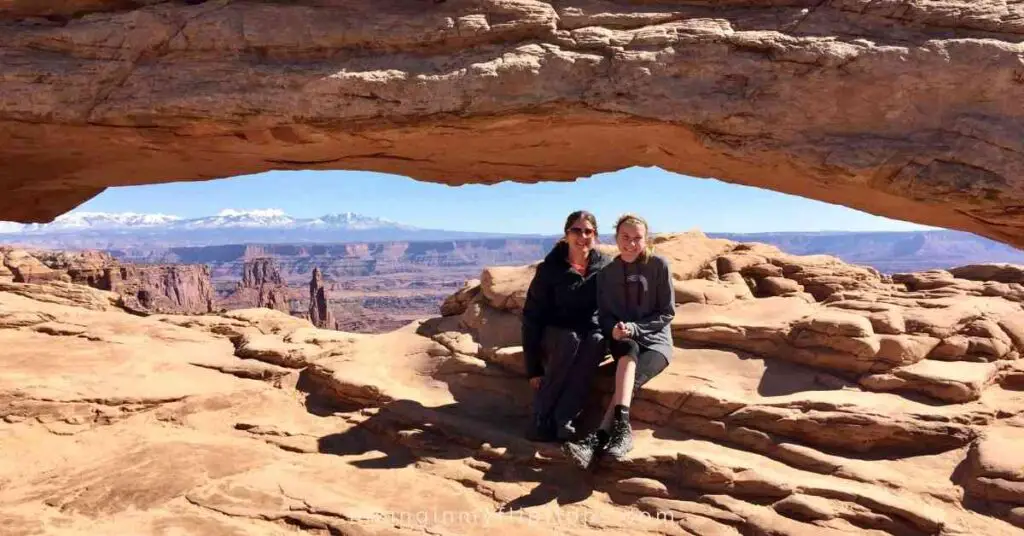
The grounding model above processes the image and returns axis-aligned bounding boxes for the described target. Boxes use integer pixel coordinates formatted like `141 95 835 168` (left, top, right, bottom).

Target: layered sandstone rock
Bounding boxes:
106 264 215 315
1 247 215 314
1 248 68 284
950 264 1024 285
30 249 114 286
3 252 1022 534
444 232 1024 408
960 428 1024 527
440 278 480 317
2 2 1024 252
241 257 284 288
894 269 1024 304
221 258 290 313
0 256 10 282
0 279 121 311
307 267 336 330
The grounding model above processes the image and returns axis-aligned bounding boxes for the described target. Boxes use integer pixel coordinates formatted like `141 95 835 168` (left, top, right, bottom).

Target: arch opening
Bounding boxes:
2 167 1021 333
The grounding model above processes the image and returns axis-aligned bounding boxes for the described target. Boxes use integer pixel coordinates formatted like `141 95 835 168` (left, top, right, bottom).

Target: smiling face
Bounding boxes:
564 215 596 259
615 220 647 263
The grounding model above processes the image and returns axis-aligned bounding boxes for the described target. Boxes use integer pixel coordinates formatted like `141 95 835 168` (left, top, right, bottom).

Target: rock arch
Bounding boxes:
1 1 1022 247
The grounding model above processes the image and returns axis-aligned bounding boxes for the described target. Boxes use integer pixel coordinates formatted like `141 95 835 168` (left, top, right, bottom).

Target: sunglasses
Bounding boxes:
568 227 595 237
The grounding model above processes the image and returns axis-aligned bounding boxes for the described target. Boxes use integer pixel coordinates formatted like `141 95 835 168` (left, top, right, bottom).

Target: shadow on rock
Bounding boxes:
317 424 418 470
752 353 850 397
490 463 597 511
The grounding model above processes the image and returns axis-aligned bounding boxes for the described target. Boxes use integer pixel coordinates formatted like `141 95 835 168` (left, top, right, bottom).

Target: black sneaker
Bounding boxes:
562 429 607 469
555 419 576 442
604 410 633 459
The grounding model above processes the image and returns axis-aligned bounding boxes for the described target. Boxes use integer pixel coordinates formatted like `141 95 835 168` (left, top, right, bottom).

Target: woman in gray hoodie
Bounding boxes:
563 213 675 468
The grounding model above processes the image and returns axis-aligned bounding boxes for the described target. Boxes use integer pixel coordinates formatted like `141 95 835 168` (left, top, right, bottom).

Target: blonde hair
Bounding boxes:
614 213 654 262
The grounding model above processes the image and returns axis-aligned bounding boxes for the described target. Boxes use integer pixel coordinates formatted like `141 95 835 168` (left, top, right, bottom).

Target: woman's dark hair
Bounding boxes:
563 210 598 237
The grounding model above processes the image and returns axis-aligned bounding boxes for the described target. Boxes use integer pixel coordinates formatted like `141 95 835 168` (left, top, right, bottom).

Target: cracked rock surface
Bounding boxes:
2 1 1024 249
2 232 1024 534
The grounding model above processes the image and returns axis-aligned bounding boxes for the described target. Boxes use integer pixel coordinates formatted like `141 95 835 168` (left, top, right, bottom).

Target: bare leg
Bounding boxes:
600 355 636 430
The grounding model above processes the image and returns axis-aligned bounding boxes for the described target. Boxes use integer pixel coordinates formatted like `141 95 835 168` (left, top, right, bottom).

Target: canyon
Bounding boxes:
121 230 1024 332
126 237 562 332
5 230 1023 333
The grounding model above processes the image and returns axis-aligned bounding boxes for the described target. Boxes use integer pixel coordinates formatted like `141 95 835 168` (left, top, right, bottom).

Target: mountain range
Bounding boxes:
1 210 1022 273
0 209 521 247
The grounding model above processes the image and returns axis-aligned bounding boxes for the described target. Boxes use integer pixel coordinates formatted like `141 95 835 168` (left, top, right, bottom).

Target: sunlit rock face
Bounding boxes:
2 1 1024 250
2 232 1023 533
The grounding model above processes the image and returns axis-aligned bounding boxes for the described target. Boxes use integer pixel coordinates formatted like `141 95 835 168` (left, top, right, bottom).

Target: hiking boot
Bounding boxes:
562 429 607 469
604 405 633 459
555 419 576 442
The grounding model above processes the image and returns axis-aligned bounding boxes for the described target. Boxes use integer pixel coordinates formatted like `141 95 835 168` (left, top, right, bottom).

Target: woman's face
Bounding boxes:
616 221 647 263
565 217 596 257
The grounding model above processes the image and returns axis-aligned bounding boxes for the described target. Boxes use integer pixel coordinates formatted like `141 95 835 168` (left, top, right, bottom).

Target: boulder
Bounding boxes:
757 276 803 297
440 278 480 317
480 265 535 313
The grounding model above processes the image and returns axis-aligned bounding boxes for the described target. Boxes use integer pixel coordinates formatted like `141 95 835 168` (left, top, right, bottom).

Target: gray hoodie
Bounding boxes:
596 254 675 361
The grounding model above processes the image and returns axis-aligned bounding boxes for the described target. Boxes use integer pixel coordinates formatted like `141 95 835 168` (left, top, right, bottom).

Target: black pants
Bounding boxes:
608 338 668 398
533 327 606 432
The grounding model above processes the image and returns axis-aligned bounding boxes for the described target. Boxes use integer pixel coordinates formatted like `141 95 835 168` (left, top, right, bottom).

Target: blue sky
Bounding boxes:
75 166 934 235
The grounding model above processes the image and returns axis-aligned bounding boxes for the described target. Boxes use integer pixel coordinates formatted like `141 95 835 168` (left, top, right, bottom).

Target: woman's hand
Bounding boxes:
529 376 543 390
612 321 630 341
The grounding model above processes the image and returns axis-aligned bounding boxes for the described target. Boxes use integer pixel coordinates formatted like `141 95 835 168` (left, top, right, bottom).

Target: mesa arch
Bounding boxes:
1 1 1023 248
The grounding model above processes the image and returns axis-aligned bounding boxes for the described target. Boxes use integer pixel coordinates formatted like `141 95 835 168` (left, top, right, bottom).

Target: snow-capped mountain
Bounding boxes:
1 209 411 234
0 209 510 248
305 212 415 231
178 209 300 229
7 212 183 233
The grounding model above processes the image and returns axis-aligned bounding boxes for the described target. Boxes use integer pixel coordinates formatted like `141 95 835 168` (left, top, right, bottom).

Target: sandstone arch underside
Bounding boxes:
1 1 1023 248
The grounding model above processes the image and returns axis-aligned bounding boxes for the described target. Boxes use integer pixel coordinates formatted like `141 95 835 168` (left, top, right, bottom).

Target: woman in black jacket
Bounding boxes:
521 210 612 442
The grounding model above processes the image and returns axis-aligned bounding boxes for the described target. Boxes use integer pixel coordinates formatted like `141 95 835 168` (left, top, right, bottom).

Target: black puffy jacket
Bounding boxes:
521 241 612 378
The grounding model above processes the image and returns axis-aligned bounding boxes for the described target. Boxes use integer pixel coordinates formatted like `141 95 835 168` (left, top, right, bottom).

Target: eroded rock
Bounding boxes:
3 2 1024 254
0 234 1022 536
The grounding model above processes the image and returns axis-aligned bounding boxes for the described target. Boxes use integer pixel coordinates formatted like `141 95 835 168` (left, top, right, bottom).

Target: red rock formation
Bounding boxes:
447 232 1024 407
242 258 285 288
2 248 215 314
28 249 113 286
308 267 336 330
222 258 290 312
2 2 1024 251
1 248 69 284
105 264 215 315
2 232 1024 534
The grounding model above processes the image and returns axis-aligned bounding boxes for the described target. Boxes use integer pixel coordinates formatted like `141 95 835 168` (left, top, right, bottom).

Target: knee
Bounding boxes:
544 326 579 346
560 327 582 345
609 339 635 359
581 331 604 350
